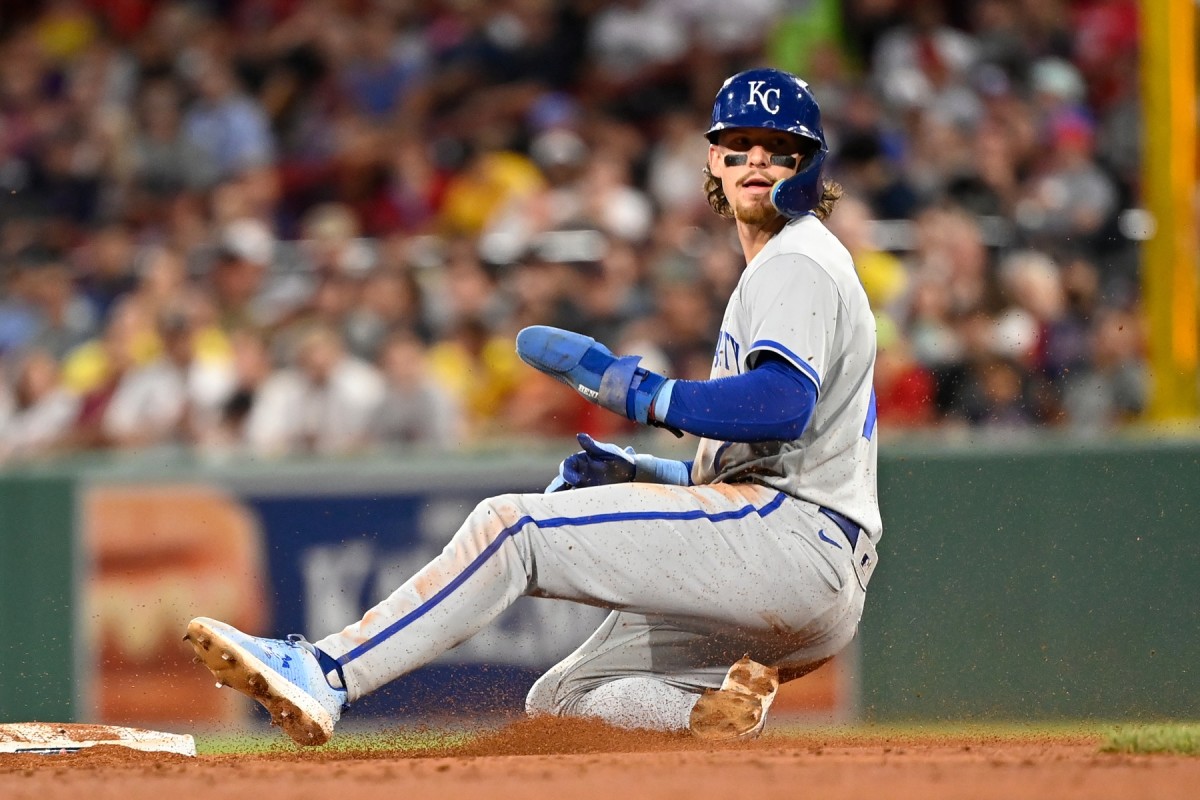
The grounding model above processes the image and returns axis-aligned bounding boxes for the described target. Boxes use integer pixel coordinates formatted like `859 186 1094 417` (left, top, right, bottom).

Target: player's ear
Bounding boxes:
707 143 724 178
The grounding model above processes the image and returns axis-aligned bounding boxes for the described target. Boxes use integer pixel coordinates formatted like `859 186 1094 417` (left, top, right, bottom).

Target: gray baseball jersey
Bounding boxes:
694 214 881 541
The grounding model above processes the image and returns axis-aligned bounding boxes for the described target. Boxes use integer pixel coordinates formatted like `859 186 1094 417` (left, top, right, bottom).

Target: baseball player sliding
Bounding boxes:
186 68 881 745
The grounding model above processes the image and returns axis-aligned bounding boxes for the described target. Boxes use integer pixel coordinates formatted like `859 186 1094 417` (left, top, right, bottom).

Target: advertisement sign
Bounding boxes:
82 484 267 726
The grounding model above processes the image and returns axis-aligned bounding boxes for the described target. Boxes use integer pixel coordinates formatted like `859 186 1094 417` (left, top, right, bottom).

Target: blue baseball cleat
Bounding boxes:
185 617 346 746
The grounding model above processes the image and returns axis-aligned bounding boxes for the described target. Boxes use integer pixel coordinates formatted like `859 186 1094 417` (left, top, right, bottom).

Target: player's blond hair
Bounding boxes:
703 166 842 222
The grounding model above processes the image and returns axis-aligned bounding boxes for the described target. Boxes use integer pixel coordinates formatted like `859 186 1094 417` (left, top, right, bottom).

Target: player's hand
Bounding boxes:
516 326 681 436
545 433 637 492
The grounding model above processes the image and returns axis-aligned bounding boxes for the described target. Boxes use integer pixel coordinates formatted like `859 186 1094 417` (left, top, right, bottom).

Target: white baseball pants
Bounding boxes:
315 482 868 728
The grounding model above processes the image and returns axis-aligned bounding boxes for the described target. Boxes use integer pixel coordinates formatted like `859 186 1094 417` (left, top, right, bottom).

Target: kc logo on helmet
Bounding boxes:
747 81 781 114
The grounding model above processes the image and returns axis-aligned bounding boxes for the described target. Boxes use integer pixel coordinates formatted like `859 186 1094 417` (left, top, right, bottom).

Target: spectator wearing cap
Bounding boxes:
209 218 277 330
1015 109 1117 244
482 129 591 265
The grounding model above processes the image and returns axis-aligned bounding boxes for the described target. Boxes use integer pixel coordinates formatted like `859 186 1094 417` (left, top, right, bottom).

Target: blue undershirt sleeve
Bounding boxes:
659 356 818 442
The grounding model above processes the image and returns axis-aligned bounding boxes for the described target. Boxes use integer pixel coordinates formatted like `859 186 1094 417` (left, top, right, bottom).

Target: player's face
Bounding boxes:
708 128 806 226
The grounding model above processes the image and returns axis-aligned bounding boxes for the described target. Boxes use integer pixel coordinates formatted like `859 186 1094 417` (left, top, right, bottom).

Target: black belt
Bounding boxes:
819 507 861 550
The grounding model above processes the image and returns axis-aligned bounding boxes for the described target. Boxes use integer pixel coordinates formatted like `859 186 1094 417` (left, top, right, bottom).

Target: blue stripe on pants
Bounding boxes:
337 491 790 665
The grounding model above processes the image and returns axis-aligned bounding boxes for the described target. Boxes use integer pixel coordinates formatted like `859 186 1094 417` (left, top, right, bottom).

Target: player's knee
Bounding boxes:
525 668 568 717
469 493 532 533
454 493 532 553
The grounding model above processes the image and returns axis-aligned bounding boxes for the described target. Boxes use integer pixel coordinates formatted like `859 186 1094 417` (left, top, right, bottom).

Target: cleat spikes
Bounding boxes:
183 616 343 746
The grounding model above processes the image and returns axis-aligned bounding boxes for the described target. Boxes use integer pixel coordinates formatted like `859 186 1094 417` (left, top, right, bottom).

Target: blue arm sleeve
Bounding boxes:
659 356 817 442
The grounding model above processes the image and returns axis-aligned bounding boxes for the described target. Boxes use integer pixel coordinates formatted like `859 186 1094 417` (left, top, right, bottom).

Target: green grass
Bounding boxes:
195 728 472 756
1102 724 1200 755
194 721 1200 757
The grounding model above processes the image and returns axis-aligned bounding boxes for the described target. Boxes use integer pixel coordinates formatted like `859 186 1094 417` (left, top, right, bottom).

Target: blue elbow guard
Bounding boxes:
516 326 679 433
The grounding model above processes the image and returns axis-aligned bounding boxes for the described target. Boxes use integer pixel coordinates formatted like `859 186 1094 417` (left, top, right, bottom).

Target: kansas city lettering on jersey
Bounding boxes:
746 81 781 114
713 330 741 371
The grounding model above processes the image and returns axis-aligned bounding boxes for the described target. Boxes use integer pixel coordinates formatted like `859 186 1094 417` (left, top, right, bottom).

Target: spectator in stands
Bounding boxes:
199 327 273 454
244 325 384 457
372 330 461 450
90 292 229 449
824 194 909 317
17 247 97 360
1062 308 1146 433
872 0 980 127
0 348 79 462
77 223 139 322
0 0 1164 461
182 53 276 180
873 315 936 430
428 316 523 441
1015 108 1118 245
125 77 219 203
64 297 156 448
208 218 277 330
344 266 430 361
582 0 691 120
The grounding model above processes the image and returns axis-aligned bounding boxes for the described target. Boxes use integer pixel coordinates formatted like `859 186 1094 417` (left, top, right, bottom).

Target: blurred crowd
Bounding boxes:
0 0 1150 464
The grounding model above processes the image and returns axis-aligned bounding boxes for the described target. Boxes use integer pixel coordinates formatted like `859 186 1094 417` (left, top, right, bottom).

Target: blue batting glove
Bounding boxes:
544 434 634 492
563 433 638 488
544 433 692 491
516 326 679 434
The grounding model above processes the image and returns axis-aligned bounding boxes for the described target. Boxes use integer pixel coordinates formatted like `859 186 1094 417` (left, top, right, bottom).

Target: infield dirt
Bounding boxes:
0 716 1195 800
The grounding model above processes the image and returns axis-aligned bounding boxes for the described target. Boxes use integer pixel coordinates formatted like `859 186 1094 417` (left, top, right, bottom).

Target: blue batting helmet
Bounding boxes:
706 68 828 218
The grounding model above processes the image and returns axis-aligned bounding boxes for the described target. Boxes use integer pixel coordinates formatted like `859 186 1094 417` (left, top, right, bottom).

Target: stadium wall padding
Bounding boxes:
862 438 1200 720
0 473 76 722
